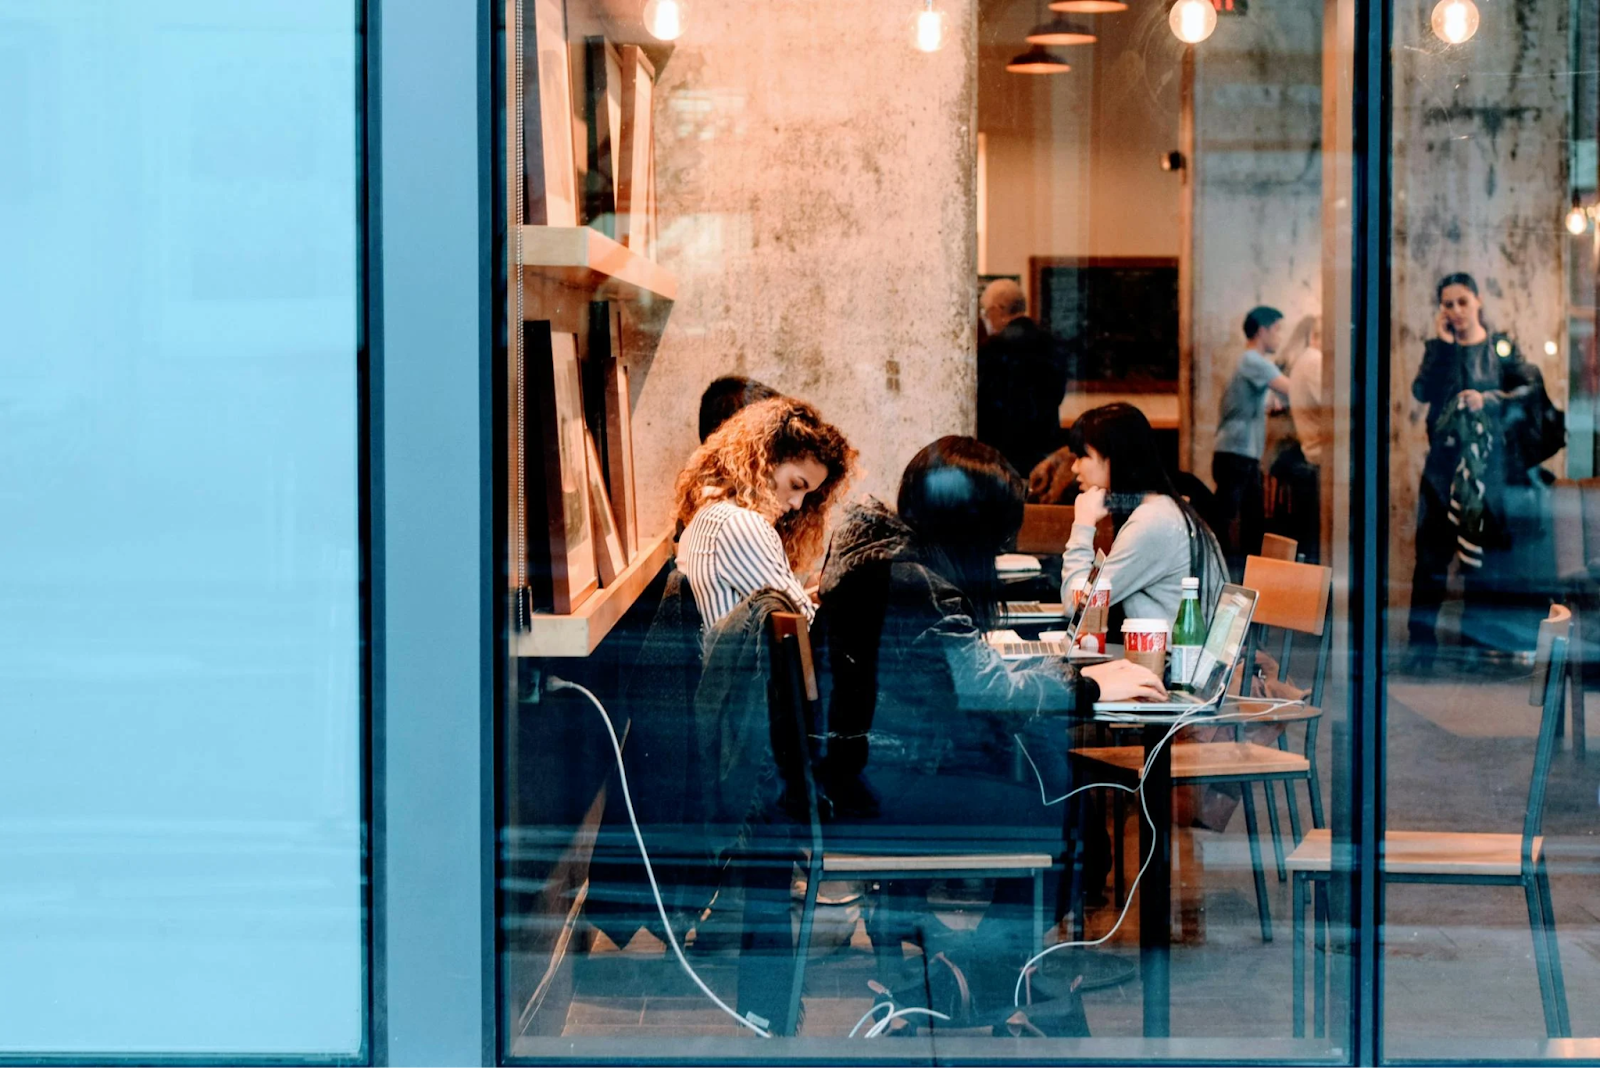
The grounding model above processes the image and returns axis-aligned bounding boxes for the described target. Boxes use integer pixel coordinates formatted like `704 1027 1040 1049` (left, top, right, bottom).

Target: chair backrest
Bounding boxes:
1016 504 1076 554
769 612 826 832
1240 555 1335 707
1260 533 1298 561
1522 606 1572 858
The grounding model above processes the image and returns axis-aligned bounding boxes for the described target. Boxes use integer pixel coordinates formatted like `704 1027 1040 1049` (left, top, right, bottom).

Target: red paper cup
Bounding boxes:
1122 618 1169 677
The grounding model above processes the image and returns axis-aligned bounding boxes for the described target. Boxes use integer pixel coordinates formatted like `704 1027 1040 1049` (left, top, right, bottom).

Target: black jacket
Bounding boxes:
1412 333 1547 491
977 316 1069 477
817 500 1098 790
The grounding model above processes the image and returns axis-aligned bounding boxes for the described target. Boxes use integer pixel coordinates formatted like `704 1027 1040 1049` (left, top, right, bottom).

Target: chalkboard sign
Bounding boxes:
1029 256 1179 390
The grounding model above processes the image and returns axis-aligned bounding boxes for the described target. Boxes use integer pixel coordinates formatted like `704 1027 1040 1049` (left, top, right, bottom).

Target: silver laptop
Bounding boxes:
1093 583 1258 714
994 551 1106 660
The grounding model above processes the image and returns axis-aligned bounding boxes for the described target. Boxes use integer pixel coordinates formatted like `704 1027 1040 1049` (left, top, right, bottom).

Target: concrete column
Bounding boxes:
632 0 979 528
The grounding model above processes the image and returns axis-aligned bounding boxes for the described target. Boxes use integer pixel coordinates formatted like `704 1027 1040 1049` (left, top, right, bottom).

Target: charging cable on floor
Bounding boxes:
1011 698 1305 1006
546 676 773 1038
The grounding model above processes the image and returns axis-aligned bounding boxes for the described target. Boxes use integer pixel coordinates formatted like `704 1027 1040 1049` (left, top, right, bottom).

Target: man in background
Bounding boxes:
977 279 1068 478
698 375 779 442
1212 306 1291 578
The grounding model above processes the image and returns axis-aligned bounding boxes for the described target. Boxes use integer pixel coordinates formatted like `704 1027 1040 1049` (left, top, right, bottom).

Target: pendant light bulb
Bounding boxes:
1050 0 1130 12
1566 205 1589 236
1430 0 1479 43
914 1 946 52
1005 45 1072 74
1027 15 1097 45
642 0 686 41
1168 0 1217 43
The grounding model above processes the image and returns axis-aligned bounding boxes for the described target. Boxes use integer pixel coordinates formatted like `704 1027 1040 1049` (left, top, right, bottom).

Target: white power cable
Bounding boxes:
864 1006 952 1038
1012 697 1306 1006
547 677 773 1037
849 1001 894 1037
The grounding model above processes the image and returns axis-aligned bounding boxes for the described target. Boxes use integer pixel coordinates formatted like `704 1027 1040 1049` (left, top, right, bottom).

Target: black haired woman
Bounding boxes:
818 436 1163 816
1059 403 1229 624
1407 271 1543 663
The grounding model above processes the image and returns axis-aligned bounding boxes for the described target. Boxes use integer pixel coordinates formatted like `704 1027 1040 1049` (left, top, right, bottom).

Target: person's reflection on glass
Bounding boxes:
977 280 1069 479
1406 272 1544 671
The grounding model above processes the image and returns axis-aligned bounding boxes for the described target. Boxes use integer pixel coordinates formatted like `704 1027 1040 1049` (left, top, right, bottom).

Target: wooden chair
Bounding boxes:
1070 556 1333 942
1286 604 1573 1039
1260 532 1298 561
762 612 1054 1034
1016 503 1113 556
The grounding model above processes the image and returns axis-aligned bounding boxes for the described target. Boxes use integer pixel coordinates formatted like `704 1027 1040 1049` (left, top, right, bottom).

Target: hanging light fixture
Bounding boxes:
1050 0 1130 13
1430 0 1479 43
1168 0 1217 43
1566 202 1590 236
642 0 686 41
1006 45 1072 73
1027 14 1097 44
913 0 947 52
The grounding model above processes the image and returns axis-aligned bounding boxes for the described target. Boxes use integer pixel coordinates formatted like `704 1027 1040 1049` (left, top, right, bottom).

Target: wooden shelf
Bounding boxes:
517 225 678 306
513 531 674 658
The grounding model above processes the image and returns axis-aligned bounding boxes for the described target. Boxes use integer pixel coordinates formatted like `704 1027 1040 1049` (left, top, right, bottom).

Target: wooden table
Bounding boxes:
1084 701 1271 1038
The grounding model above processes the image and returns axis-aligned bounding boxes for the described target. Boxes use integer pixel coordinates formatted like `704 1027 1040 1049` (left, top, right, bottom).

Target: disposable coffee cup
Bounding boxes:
1069 578 1112 653
1122 618 1169 677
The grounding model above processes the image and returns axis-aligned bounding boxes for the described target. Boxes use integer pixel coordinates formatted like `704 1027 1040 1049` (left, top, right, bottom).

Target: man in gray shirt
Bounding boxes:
1212 306 1291 578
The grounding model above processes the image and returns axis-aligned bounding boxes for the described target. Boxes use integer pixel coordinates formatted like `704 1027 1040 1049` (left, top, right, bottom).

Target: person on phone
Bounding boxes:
1060 404 1229 625
1406 272 1540 665
1211 306 1292 579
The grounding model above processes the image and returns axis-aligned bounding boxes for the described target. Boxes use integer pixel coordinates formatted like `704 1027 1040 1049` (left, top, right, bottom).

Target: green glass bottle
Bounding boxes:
1170 576 1204 690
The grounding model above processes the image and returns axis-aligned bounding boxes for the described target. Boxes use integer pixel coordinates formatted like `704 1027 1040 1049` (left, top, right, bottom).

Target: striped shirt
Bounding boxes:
678 499 815 629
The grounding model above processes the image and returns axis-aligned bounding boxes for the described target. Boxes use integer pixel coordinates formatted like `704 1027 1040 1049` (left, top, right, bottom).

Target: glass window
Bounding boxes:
0 1 365 1059
1383 0 1599 1059
500 0 1365 1061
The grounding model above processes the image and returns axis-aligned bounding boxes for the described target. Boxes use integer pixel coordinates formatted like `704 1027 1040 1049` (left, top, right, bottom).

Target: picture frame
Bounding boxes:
602 305 638 559
585 430 627 586
525 0 578 226
617 46 656 253
529 324 597 612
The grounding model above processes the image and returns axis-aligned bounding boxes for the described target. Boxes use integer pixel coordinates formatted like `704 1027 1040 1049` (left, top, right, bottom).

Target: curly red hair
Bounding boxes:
673 397 856 571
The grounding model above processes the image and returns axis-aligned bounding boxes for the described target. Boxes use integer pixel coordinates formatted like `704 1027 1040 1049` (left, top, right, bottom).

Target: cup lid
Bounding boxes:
1121 618 1169 632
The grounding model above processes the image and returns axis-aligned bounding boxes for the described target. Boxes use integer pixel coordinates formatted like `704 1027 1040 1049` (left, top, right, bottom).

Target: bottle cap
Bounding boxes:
1181 576 1200 589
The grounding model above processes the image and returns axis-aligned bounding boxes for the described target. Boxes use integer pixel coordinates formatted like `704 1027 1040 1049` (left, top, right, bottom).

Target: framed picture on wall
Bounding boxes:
529 324 597 612
526 0 577 226
585 430 627 585
617 46 655 253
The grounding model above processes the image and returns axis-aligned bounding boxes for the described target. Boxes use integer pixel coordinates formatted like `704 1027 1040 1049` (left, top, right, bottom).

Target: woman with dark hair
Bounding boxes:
1407 272 1548 662
1060 403 1229 625
819 436 1162 805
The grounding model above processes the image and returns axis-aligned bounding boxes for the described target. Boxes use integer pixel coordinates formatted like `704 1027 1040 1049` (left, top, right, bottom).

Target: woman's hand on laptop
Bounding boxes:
1082 659 1168 702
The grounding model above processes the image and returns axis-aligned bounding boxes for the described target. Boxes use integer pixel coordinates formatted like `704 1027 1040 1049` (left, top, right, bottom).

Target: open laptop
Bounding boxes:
1092 583 1258 715
992 551 1106 659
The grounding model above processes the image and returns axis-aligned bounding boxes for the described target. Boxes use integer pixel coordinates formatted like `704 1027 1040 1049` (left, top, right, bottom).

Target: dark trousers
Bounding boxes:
1213 452 1264 581
1408 476 1455 647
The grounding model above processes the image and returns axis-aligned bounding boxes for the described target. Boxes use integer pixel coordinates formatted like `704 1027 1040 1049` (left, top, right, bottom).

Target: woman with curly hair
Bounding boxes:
674 396 856 628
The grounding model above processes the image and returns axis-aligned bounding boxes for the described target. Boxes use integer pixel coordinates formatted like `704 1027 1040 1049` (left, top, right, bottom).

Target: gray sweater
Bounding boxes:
1059 495 1227 625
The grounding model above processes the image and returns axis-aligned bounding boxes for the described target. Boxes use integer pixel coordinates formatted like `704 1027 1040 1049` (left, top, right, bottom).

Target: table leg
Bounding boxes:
1140 724 1172 1038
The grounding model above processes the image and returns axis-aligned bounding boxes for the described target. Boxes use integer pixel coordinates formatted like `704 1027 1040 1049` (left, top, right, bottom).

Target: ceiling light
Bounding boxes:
913 0 946 52
1006 45 1072 73
1050 0 1130 12
642 0 685 41
1026 15 1097 45
1168 0 1217 42
1430 0 1479 43
1566 205 1590 236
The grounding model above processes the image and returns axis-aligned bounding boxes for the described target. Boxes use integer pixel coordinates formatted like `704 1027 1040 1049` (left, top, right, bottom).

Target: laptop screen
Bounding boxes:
1189 584 1257 697
1063 550 1108 644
